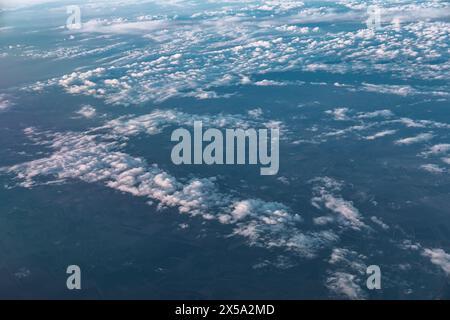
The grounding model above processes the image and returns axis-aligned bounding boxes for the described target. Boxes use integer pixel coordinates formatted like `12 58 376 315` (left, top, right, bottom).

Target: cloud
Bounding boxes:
311 177 367 231
370 216 390 230
326 272 366 300
0 94 12 111
420 164 445 174
326 247 368 299
254 79 287 86
2 122 337 258
247 108 263 118
358 83 417 96
18 0 449 106
326 108 350 121
102 109 272 137
395 133 434 145
421 144 450 157
422 248 450 276
76 105 96 118
395 118 450 129
364 130 397 141
252 255 296 270
357 110 394 119
329 248 367 271
0 0 60 10
80 18 169 35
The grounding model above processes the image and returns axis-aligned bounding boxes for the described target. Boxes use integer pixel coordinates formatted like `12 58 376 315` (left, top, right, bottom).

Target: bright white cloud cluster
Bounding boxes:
1 0 450 299
326 271 365 300
2 121 337 258
394 133 434 146
326 247 369 299
103 109 266 137
311 177 367 231
76 105 96 118
422 248 450 276
8 0 446 106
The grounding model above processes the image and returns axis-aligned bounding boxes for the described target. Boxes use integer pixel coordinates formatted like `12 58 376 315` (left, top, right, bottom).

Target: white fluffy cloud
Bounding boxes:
326 272 366 300
311 177 367 231
80 19 169 35
395 133 434 145
103 109 264 137
76 105 96 118
364 130 397 141
326 247 368 299
422 248 450 276
2 121 337 258
13 0 448 106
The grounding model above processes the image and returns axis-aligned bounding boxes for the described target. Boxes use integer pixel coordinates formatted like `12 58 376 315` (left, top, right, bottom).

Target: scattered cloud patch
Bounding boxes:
364 130 397 141
311 177 367 231
422 248 450 276
420 164 445 174
76 105 96 119
395 133 434 145
0 95 12 111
